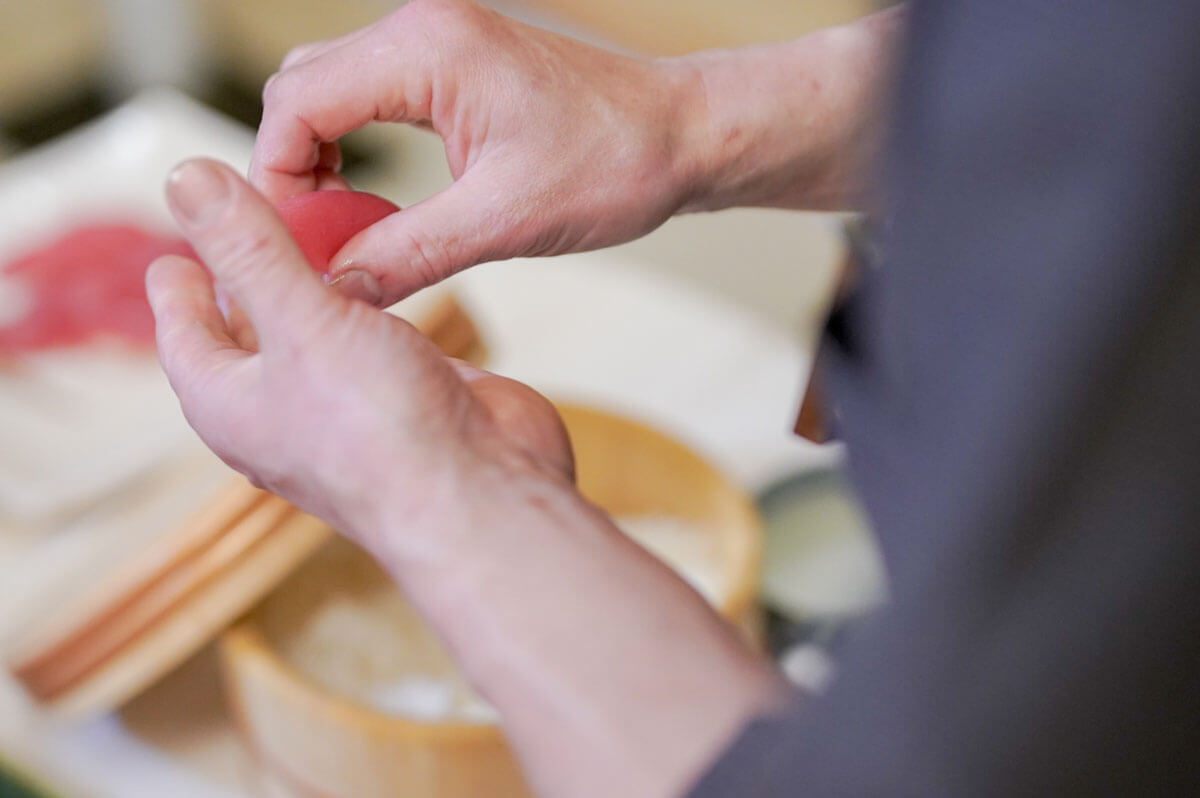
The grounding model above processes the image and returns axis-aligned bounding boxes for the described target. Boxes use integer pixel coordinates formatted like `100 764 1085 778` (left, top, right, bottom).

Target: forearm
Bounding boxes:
671 5 906 213
373 464 792 798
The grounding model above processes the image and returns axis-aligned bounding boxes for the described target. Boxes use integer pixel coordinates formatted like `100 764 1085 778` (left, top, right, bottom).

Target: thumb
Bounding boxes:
166 159 328 342
451 361 576 484
329 178 497 304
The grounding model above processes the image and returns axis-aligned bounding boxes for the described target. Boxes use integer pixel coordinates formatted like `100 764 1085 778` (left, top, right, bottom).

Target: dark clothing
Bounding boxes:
692 2 1200 795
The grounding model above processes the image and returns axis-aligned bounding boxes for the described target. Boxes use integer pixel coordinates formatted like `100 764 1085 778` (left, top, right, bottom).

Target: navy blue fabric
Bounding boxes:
691 2 1200 794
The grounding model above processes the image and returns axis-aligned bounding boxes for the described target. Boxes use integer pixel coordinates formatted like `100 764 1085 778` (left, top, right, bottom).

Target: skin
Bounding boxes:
251 0 904 305
147 2 904 795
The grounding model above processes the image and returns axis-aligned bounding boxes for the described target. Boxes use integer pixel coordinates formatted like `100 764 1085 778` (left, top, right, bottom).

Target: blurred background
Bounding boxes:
0 2 891 796
0 0 888 328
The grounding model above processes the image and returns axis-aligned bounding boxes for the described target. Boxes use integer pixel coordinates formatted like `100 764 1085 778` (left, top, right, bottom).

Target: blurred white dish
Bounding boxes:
0 90 255 525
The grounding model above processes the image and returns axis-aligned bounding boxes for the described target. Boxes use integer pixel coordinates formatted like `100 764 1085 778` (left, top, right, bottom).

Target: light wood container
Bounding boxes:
219 403 763 798
559 405 762 636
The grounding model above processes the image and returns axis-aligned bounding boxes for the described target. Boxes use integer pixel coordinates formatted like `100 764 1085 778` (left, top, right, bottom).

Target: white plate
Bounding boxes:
0 90 255 525
0 90 838 797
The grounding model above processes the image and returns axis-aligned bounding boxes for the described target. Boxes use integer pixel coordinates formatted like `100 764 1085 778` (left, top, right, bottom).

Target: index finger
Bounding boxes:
250 22 437 202
166 159 329 343
145 254 248 394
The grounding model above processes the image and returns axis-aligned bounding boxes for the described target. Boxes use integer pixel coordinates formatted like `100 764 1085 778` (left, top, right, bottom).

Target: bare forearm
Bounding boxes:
672 6 907 213
376 466 791 798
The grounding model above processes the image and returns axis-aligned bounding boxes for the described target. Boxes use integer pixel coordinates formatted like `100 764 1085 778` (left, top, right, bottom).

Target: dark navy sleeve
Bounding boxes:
690 2 1200 795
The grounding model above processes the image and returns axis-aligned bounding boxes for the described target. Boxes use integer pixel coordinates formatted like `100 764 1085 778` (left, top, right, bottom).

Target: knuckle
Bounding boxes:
211 227 282 284
156 317 194 357
224 227 277 265
261 71 291 107
381 0 497 78
396 0 482 39
397 0 453 20
400 231 451 289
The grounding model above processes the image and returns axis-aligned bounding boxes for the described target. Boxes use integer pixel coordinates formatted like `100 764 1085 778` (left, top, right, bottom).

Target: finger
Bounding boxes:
326 269 382 305
250 23 440 201
213 284 260 352
165 158 329 342
314 169 352 192
254 29 368 199
329 178 495 303
313 136 350 190
145 254 247 391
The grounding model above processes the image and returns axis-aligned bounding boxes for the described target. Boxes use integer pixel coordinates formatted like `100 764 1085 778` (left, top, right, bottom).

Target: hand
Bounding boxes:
251 1 906 308
147 158 573 551
251 0 704 305
151 158 790 798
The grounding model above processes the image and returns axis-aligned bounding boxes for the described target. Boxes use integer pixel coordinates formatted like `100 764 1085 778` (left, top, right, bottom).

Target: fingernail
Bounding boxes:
328 269 383 306
167 160 230 225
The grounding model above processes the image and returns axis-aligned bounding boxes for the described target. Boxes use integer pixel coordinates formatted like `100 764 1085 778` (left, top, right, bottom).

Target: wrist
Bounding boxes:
361 447 583 585
361 452 608 684
662 10 901 214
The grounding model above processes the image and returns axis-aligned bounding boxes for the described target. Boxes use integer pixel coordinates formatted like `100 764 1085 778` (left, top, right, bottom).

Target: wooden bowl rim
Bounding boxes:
221 623 507 744
554 402 763 621
221 402 761 742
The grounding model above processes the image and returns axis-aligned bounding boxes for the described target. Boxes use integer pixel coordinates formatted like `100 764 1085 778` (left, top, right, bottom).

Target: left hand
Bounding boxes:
147 157 573 554
150 158 789 798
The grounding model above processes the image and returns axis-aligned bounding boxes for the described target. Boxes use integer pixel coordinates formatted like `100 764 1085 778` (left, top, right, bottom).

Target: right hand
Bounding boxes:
251 0 704 305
